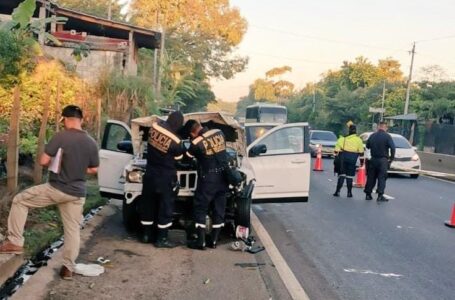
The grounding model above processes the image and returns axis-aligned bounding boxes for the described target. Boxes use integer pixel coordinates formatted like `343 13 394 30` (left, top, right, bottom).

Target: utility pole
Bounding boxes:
404 42 416 115
312 83 316 113
107 0 112 20
381 80 386 121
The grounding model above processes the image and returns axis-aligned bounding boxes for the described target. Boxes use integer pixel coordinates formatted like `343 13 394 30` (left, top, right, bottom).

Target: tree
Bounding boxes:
418 65 448 83
250 66 294 103
129 0 248 80
377 58 404 82
55 0 125 21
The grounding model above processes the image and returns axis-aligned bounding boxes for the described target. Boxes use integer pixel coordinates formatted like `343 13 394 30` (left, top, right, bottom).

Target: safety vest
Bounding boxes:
335 134 364 153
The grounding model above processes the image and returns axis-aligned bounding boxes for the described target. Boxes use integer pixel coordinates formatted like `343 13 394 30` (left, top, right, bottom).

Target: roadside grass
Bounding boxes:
1 179 107 257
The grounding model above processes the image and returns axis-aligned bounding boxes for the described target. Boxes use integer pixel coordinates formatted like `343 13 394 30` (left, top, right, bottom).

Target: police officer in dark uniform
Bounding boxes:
140 111 185 247
364 122 396 202
185 120 229 250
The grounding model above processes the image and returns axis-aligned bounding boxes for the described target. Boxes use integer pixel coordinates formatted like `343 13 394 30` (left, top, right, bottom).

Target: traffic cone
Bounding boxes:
354 161 366 188
444 204 455 228
313 145 323 171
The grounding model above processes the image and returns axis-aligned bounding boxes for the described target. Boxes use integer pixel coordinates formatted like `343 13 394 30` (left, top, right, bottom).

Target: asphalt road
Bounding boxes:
254 158 455 300
13 201 291 300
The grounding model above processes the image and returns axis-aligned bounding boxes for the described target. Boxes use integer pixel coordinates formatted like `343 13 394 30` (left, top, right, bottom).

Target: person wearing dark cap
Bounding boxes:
185 119 229 250
364 122 396 202
139 111 185 248
333 124 364 198
0 105 99 280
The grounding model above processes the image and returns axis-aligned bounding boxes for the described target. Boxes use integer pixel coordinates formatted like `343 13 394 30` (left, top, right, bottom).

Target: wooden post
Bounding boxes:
96 96 102 143
55 78 61 132
38 4 46 45
7 87 20 192
33 88 50 184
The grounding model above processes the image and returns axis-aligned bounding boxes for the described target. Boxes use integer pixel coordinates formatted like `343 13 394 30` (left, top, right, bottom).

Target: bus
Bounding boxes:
245 103 287 124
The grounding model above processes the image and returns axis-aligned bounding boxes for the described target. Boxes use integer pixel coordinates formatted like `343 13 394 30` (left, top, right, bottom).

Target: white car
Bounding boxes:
360 132 421 178
98 112 311 233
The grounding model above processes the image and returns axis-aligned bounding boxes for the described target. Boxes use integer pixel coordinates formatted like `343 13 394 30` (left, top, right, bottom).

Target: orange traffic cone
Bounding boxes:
444 204 455 228
354 161 366 188
313 145 324 171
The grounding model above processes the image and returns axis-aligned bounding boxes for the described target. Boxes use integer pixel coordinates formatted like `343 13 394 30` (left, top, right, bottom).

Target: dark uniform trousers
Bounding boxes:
364 157 389 195
140 170 177 228
194 173 227 228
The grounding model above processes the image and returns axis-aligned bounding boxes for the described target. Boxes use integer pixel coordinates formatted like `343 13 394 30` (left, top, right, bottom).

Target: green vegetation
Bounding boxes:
237 57 455 136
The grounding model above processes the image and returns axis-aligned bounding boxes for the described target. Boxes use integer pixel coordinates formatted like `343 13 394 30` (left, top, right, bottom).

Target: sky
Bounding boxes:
210 0 455 102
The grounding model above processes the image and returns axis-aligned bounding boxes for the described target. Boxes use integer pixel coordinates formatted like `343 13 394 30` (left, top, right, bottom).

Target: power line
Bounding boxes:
415 34 455 43
249 24 408 53
245 51 338 65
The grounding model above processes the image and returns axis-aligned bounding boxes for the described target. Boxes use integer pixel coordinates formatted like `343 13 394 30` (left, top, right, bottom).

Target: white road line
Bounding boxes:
251 212 310 300
383 194 395 200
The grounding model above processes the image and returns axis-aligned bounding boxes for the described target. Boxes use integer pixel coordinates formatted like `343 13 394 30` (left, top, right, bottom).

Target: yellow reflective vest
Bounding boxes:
335 134 364 154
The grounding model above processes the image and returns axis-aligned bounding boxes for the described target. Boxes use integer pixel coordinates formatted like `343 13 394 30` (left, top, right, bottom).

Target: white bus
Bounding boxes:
245 103 287 124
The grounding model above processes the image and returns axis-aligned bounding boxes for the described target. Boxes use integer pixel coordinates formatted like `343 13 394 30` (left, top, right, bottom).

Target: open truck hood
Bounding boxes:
130 112 245 157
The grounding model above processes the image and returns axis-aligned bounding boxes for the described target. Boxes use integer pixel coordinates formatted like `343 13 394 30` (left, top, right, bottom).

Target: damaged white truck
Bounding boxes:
98 112 311 235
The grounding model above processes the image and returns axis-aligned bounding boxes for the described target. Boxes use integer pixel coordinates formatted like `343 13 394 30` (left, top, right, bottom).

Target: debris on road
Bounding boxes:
203 278 210 285
74 264 105 277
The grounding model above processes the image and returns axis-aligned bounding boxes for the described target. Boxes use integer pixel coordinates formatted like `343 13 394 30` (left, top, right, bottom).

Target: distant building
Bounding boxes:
0 0 161 82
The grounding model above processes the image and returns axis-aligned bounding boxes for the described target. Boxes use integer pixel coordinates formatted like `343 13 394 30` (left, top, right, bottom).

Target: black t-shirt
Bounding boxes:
366 130 396 160
45 129 99 197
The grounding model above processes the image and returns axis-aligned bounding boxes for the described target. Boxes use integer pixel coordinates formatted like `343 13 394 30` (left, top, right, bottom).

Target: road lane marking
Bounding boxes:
383 194 395 200
251 212 310 300
343 268 403 278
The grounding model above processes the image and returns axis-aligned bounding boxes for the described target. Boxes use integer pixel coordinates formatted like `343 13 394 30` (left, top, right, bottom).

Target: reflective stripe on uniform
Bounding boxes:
212 223 225 228
158 222 173 229
192 136 203 145
195 223 206 228
202 129 221 138
141 221 154 225
152 122 180 143
175 155 183 160
186 151 194 158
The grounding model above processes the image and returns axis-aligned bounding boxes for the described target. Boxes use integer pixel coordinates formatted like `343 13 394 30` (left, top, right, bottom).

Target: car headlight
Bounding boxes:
411 154 420 161
127 170 144 183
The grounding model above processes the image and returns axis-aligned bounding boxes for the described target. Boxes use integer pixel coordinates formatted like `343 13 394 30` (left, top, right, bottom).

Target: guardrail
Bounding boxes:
417 151 455 175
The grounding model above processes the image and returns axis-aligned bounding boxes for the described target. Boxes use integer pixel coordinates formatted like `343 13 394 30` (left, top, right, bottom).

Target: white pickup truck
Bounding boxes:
98 112 311 233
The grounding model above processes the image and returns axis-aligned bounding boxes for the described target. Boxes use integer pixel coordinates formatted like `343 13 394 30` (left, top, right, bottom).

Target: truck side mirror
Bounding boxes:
249 144 267 157
117 140 133 154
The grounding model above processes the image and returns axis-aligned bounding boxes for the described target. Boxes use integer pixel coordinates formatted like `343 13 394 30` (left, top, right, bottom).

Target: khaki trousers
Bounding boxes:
7 183 85 272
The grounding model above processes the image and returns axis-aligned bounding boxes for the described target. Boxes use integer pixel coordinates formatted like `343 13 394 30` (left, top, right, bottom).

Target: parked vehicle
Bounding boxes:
98 112 311 234
360 132 421 178
309 130 338 157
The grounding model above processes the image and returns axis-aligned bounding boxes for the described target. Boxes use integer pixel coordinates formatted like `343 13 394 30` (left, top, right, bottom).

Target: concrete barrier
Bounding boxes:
417 151 455 175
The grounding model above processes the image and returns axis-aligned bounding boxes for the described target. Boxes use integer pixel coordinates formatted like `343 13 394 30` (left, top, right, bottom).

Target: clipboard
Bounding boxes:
48 147 63 174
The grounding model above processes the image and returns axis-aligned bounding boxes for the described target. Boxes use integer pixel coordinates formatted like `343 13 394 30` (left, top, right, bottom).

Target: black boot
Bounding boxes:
187 227 206 250
154 228 176 248
377 194 388 202
206 228 221 249
140 225 155 244
346 178 353 198
333 176 345 197
365 193 373 200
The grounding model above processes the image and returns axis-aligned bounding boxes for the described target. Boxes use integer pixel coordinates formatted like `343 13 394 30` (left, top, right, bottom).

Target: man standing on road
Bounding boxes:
0 105 99 280
140 111 185 248
333 124 364 198
364 122 396 202
185 120 229 250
